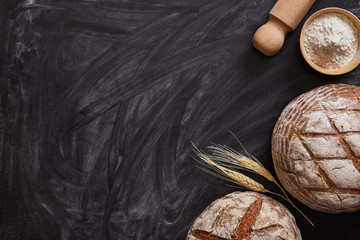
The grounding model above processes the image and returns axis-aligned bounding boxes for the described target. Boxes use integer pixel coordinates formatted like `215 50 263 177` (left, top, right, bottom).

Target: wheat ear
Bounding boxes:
192 141 314 227
192 143 266 192
208 144 291 199
226 130 294 208
208 144 275 182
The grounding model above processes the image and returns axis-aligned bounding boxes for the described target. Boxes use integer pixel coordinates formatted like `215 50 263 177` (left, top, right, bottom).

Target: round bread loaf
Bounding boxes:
272 83 360 213
186 191 302 240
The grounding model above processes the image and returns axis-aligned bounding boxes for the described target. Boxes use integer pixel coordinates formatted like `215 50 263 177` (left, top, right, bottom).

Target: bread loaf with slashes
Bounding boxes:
186 191 302 240
272 83 360 213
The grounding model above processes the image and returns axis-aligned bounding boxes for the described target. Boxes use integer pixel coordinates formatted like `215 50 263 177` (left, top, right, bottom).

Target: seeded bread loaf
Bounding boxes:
272 84 360 213
186 191 302 240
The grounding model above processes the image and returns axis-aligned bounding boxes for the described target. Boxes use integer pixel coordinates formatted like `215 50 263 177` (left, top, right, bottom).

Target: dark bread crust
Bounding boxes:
272 84 360 213
186 191 302 240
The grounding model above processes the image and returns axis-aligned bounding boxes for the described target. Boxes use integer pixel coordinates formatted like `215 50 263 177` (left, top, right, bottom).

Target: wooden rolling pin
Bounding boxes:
253 0 316 56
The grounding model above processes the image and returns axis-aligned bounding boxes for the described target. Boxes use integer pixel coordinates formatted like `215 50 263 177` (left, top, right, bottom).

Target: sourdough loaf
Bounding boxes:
272 83 360 213
186 191 302 240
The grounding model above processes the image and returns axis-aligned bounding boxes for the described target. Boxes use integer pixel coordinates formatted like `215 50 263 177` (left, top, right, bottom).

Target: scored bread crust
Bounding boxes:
272 83 360 213
186 191 302 240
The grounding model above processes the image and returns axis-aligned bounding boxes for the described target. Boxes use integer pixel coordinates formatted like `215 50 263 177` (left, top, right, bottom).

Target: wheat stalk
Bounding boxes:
193 146 266 192
221 130 294 207
208 144 290 201
191 140 314 227
208 144 275 182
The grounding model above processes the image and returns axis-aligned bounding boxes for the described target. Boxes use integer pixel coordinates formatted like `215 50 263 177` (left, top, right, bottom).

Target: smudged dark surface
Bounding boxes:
1 0 360 239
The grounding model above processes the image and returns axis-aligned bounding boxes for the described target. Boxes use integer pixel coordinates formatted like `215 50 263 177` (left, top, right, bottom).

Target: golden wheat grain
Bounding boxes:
223 168 266 192
208 145 275 182
193 144 266 192
192 140 314 227
208 144 295 209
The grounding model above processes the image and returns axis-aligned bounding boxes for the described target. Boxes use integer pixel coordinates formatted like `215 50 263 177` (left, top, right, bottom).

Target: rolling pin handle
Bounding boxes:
252 0 316 56
253 15 292 56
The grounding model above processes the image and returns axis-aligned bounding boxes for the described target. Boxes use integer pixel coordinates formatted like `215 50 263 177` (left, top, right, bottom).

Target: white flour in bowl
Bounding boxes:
304 12 358 70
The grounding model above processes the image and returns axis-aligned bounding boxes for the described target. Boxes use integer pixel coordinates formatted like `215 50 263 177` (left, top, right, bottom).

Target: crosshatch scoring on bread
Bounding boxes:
186 192 302 240
272 83 360 213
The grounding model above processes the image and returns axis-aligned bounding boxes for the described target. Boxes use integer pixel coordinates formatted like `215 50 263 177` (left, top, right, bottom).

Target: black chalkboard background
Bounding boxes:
1 0 360 239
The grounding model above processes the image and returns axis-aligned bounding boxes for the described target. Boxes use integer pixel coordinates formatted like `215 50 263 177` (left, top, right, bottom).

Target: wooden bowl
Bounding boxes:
299 8 360 75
